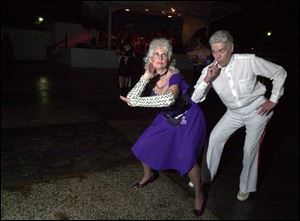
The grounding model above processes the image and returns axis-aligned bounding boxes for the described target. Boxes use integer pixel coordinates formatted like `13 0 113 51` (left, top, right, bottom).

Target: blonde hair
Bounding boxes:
143 38 178 72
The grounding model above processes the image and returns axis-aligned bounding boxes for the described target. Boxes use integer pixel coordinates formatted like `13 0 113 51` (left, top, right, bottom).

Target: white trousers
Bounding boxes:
206 108 273 193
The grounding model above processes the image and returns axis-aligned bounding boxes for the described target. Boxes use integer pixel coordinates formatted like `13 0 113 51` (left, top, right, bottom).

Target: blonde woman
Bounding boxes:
120 38 207 216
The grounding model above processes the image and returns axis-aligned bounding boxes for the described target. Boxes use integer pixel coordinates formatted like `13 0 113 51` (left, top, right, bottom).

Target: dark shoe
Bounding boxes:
133 172 159 188
193 196 207 216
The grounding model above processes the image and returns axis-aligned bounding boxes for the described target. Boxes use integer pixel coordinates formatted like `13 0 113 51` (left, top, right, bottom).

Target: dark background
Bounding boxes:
211 1 298 62
1 1 298 79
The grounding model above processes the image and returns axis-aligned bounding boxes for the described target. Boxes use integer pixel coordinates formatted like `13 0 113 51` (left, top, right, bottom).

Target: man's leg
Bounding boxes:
239 111 273 194
206 110 244 180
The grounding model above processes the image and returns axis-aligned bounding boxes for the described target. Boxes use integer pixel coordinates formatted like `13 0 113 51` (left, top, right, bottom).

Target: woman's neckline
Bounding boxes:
157 68 168 78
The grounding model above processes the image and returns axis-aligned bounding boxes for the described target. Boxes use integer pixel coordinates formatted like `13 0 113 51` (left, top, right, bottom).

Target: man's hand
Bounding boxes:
204 61 221 84
257 100 276 116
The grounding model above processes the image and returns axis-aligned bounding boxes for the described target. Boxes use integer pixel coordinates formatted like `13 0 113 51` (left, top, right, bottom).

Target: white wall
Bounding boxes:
1 27 50 61
2 22 194 70
58 48 193 70
52 22 95 47
1 22 97 61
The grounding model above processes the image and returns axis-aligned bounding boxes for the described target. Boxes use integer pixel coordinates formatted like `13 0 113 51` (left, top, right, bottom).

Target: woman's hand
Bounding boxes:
120 95 133 106
143 63 157 80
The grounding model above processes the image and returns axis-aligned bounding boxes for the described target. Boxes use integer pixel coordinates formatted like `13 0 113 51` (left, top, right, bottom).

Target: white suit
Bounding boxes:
192 54 287 193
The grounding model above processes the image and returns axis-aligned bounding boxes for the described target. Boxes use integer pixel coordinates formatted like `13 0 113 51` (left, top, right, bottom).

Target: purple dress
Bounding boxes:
132 73 206 176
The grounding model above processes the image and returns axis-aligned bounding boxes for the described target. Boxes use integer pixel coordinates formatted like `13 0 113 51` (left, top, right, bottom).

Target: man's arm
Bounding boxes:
253 56 287 115
191 61 221 103
253 56 287 103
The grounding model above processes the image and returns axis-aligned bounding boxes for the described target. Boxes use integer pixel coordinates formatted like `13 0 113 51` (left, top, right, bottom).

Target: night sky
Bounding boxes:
1 1 83 26
2 1 297 30
210 1 298 56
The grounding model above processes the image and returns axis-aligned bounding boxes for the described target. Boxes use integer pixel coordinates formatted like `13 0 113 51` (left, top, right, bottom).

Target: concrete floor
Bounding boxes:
1 61 299 220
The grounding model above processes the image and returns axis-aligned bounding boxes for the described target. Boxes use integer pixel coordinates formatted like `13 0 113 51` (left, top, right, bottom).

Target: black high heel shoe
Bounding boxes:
194 196 207 216
133 172 159 188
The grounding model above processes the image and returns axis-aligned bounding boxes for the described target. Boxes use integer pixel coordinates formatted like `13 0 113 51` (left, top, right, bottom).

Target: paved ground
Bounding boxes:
1 61 299 220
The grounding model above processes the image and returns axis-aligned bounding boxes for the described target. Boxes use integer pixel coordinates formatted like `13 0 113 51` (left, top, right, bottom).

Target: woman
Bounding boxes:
120 38 206 216
117 38 135 96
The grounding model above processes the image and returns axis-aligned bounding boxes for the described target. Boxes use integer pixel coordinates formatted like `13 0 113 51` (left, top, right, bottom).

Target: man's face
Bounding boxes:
211 42 234 67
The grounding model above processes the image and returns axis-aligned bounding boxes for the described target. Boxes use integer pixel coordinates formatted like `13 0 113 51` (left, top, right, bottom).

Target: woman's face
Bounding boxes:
151 47 169 70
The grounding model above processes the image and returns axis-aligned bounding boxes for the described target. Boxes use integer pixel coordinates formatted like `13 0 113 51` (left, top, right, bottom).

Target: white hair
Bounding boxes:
143 38 178 72
209 30 234 45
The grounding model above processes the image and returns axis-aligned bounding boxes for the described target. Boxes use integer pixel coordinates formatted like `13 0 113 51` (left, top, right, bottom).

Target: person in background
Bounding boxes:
116 37 136 96
120 38 207 216
191 30 287 201
187 42 212 85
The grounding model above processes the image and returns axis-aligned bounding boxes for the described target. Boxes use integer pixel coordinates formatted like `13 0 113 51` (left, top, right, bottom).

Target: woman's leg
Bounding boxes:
134 161 159 188
127 77 132 88
124 77 129 88
188 164 203 210
139 161 155 184
119 76 125 88
119 76 126 95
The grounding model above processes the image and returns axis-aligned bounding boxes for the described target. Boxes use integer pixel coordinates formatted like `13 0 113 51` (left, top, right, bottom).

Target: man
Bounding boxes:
191 30 287 201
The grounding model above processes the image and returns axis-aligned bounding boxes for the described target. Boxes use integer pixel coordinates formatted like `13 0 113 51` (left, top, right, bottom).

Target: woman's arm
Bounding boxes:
121 84 180 108
126 76 149 99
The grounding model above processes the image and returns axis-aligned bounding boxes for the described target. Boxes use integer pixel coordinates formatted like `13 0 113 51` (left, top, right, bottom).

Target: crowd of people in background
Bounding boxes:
76 30 184 54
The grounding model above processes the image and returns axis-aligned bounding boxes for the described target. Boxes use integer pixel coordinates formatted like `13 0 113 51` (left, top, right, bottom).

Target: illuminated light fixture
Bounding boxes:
267 31 272 37
145 9 149 11
125 8 130 11
161 8 180 18
35 16 44 24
